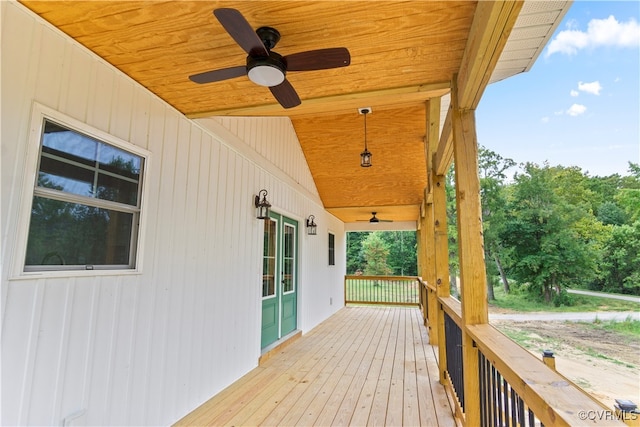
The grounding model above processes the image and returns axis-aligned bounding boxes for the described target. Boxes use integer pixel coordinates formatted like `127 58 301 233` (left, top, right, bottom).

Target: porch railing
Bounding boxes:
344 275 420 305
421 282 628 427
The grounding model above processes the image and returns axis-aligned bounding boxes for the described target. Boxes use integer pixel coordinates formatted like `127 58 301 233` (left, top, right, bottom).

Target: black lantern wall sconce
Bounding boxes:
254 189 271 219
306 215 317 235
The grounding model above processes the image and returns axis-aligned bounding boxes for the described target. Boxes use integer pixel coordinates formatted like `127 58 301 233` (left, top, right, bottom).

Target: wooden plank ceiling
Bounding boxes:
18 1 527 225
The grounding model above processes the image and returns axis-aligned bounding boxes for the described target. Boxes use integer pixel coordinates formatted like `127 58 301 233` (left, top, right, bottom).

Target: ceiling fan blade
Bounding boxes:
285 48 351 71
189 66 246 84
213 8 269 57
269 79 301 109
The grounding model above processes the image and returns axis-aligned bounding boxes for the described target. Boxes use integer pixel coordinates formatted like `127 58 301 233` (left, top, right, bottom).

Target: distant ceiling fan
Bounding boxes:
189 8 351 109
359 212 393 223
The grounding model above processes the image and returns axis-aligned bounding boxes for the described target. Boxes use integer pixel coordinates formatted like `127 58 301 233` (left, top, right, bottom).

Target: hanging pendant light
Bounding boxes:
359 107 372 167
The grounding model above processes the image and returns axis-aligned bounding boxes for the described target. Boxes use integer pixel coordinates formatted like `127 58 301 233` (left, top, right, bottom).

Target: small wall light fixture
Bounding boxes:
306 215 317 235
254 189 271 219
359 107 372 168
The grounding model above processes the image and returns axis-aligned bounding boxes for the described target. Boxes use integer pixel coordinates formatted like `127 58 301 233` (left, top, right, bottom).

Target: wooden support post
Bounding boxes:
432 172 450 382
452 76 488 425
422 98 442 343
416 218 429 325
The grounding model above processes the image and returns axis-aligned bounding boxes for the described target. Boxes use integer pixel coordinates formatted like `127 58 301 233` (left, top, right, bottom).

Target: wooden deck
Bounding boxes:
174 306 456 426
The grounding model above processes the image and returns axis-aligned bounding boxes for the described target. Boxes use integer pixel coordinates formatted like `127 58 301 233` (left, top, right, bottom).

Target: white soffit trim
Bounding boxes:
491 0 572 84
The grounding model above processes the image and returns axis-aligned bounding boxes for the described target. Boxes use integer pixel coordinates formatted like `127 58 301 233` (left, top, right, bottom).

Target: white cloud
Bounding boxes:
541 116 550 123
545 15 640 57
578 81 602 95
570 89 579 97
567 104 587 116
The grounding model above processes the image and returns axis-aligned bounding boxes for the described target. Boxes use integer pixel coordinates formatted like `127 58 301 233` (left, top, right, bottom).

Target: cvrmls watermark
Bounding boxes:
578 409 638 421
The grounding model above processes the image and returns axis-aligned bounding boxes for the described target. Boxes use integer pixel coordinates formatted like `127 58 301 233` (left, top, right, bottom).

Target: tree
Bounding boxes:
501 163 597 304
361 232 393 276
478 146 516 296
445 165 460 296
597 201 628 226
346 231 369 274
595 221 640 295
380 231 417 276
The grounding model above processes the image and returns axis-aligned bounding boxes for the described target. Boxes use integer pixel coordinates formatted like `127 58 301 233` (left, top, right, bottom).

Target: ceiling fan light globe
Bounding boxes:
247 54 286 87
248 65 285 87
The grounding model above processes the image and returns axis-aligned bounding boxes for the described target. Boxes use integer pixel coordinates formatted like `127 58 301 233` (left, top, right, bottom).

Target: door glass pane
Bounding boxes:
283 224 295 293
262 219 277 297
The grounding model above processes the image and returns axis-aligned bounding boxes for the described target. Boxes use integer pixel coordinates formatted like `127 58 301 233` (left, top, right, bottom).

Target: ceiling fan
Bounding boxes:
189 8 351 109
359 212 393 223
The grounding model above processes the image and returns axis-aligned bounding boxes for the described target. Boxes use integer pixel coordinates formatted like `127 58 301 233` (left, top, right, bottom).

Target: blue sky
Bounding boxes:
476 1 640 178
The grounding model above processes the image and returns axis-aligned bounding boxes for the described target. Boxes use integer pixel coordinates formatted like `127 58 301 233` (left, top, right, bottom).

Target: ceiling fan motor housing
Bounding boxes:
247 51 286 86
256 26 281 49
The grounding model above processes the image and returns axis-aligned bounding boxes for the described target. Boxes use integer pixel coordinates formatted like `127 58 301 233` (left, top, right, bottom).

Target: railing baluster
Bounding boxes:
480 353 487 427
510 387 517 427
344 275 420 306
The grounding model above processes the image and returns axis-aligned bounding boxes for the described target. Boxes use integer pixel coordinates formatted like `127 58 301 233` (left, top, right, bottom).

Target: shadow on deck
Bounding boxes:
174 306 456 426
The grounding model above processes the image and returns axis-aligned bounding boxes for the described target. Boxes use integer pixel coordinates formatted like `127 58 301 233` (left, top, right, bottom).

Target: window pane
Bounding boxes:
97 143 141 179
25 197 134 268
43 121 97 165
97 173 139 205
41 119 142 206
262 219 277 297
38 155 94 196
329 233 335 266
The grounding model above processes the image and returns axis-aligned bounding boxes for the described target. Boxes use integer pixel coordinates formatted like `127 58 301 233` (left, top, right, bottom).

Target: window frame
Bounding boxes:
12 103 151 278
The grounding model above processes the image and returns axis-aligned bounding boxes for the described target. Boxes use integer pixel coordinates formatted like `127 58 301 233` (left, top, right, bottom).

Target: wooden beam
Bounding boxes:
424 97 442 182
456 1 524 109
434 105 453 175
186 82 450 118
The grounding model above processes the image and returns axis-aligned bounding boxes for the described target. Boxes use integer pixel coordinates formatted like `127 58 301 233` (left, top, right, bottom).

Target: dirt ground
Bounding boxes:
491 318 640 409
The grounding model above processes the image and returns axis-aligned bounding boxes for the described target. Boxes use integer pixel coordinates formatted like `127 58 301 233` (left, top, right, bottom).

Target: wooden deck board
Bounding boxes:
174 306 456 426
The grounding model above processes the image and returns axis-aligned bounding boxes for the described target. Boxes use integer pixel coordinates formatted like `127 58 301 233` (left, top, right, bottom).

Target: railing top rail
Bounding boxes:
344 275 420 281
440 296 462 325
467 323 619 426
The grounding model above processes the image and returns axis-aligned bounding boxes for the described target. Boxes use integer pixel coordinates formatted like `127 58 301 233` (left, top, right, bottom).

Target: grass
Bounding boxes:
489 285 640 312
585 317 640 339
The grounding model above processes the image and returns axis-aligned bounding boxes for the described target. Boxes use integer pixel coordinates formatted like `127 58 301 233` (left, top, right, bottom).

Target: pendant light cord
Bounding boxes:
363 110 368 150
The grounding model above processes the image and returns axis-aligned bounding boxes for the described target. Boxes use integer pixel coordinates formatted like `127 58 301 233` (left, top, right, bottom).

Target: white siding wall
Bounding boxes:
0 3 346 426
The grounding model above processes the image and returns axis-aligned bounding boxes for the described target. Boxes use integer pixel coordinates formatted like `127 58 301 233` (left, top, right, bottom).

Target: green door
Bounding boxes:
261 213 298 349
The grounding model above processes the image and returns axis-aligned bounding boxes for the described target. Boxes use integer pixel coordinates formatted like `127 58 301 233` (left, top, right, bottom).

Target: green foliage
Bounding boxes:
361 232 393 276
594 221 640 294
587 317 640 338
379 231 417 276
445 165 459 278
552 289 574 307
500 163 598 302
346 232 370 274
347 231 417 275
490 284 640 312
597 201 628 226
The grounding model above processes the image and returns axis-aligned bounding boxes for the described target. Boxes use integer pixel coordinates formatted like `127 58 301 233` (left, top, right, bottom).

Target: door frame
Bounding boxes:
260 211 298 349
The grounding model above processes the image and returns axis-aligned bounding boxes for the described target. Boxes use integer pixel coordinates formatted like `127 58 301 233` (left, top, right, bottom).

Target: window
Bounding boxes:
328 233 335 266
23 118 145 271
